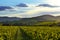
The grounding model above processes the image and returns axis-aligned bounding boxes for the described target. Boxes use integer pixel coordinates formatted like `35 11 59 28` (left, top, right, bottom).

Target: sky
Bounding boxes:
0 0 60 18
0 0 45 6
0 0 60 6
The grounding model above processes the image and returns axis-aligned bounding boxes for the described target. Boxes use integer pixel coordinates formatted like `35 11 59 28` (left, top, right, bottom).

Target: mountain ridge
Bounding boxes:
0 15 60 22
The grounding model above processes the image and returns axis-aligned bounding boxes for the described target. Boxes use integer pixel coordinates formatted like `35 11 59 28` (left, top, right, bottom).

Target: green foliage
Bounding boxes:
0 26 19 40
0 26 60 40
21 26 60 40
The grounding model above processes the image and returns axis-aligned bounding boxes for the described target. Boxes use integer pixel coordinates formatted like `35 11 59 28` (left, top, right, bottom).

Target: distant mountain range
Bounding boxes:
0 15 60 22
21 15 60 21
0 17 20 22
0 15 60 26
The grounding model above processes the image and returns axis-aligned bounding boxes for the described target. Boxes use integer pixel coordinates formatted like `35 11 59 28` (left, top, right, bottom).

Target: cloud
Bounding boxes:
16 3 28 7
46 0 60 6
0 6 12 11
51 14 60 16
0 7 60 18
37 4 59 7
0 0 60 18
0 4 60 18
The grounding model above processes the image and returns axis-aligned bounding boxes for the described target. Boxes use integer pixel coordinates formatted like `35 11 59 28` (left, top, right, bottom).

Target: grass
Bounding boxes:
0 26 60 40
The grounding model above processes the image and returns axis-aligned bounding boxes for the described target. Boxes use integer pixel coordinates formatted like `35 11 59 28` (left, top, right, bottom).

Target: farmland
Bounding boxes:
0 26 60 40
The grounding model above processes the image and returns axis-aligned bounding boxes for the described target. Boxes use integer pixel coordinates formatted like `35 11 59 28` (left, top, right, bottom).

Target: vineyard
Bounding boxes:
0 26 60 40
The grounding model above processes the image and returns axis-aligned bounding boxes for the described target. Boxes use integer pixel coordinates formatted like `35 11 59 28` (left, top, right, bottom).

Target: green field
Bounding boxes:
0 26 60 40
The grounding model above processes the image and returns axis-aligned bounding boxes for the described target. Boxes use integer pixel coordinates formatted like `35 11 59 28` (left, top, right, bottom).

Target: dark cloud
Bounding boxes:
0 6 12 11
37 4 60 7
16 3 28 7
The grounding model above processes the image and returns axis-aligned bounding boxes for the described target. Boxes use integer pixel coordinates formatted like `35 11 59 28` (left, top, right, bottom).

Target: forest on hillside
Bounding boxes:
0 21 60 26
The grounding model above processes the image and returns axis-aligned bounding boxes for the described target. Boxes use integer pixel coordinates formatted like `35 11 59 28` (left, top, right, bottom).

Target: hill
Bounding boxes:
0 15 60 26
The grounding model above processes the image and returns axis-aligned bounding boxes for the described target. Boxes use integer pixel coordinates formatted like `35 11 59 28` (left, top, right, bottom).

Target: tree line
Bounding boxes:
0 21 60 26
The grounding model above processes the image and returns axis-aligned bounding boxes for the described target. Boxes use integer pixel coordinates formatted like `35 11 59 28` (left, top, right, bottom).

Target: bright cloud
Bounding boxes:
0 7 60 18
46 0 60 6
